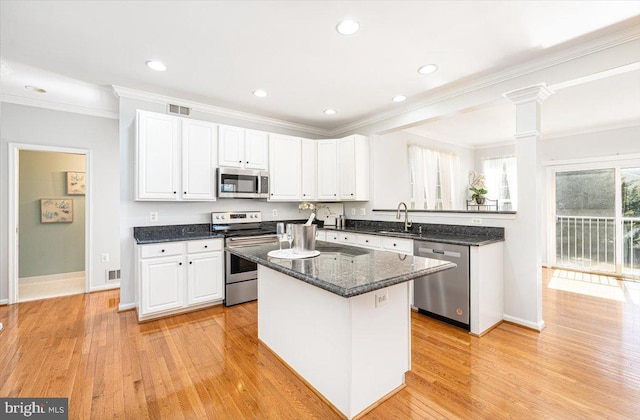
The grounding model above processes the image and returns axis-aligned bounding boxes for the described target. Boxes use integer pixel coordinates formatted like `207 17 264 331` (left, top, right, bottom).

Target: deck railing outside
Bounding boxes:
556 215 640 277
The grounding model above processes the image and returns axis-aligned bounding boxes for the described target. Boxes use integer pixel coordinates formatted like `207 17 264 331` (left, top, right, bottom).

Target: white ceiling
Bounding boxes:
403 68 640 147
1 1 638 131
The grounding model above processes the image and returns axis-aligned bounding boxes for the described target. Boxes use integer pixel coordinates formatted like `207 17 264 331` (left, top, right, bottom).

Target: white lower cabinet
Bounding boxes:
137 238 224 321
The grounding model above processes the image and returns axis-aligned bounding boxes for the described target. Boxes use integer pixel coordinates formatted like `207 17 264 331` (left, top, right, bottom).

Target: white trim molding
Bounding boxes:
90 283 120 293
112 85 331 137
1 93 118 120
118 302 136 312
0 299 8 306
503 314 547 332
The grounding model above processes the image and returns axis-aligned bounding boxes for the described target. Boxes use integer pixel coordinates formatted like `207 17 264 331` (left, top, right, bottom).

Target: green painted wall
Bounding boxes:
19 150 85 277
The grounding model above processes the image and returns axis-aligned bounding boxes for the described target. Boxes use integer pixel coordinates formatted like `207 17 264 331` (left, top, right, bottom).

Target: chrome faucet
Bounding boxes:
396 202 412 232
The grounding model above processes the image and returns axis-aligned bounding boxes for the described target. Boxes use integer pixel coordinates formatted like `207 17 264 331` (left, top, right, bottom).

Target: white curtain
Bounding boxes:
408 145 460 210
482 156 517 210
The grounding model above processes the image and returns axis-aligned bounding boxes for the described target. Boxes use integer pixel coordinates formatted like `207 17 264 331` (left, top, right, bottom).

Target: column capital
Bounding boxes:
503 83 554 105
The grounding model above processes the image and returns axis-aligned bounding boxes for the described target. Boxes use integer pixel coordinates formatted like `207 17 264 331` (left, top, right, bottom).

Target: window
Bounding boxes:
408 145 460 210
482 156 517 210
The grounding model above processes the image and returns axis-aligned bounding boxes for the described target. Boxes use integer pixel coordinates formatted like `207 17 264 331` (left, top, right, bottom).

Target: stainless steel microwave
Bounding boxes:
217 168 269 199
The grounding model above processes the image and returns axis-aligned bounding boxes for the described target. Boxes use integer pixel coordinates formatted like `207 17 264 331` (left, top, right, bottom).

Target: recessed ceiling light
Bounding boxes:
146 60 167 71
24 85 46 93
418 64 438 75
253 89 267 98
324 109 337 115
336 19 359 36
392 95 407 103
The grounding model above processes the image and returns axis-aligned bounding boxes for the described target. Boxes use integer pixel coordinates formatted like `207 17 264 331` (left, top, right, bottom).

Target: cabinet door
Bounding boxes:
244 129 269 170
316 140 339 201
136 111 180 200
218 125 244 167
269 134 301 201
140 255 185 315
338 136 356 200
301 139 317 201
182 119 217 201
187 251 224 305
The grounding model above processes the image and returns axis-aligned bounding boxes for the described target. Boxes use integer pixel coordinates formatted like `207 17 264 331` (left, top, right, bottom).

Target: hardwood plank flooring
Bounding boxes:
0 268 638 419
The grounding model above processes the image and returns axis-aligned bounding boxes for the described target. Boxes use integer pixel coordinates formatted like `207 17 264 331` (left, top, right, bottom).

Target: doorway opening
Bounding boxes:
8 144 90 303
549 159 640 280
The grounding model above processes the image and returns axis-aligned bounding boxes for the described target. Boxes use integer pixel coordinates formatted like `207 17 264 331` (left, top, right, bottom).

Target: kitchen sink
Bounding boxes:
377 230 418 236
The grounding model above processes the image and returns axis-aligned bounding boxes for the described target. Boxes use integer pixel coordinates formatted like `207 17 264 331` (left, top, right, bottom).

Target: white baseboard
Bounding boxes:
0 322 3 331
20 271 85 285
90 283 120 292
503 314 546 331
118 302 136 312
0 299 8 306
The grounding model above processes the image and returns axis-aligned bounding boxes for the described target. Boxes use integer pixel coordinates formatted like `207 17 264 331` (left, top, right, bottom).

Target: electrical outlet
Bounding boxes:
375 291 389 308
101 253 110 263
149 212 158 222
272 209 278 217
471 218 482 224
359 207 366 216
351 208 356 216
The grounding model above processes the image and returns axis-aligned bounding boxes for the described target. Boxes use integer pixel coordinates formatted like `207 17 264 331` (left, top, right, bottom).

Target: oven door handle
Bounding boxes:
226 235 278 247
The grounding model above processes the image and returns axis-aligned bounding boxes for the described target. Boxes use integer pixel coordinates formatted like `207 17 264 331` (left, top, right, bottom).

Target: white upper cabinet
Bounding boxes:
218 125 245 168
218 125 268 170
339 135 370 201
136 110 217 201
182 119 218 200
301 138 317 201
244 129 269 169
136 110 181 200
269 134 301 201
316 139 339 201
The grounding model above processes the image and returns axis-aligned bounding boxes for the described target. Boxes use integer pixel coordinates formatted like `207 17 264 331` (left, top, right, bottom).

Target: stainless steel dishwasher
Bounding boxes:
413 241 470 330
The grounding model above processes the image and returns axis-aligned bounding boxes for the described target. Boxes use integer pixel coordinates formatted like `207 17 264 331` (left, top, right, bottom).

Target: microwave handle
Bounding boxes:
259 176 269 195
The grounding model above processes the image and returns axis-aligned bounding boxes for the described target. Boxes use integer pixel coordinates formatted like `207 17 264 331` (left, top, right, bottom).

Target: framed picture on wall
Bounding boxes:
41 199 73 223
66 171 85 195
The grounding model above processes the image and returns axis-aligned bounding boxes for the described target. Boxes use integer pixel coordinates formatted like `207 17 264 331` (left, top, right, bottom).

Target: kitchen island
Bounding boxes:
227 241 454 419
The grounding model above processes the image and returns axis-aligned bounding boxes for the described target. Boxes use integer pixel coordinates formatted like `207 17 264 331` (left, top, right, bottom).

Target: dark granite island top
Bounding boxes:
226 241 455 298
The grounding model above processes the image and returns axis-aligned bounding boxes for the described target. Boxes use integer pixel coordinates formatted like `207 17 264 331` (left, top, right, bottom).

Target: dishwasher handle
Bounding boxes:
417 247 462 259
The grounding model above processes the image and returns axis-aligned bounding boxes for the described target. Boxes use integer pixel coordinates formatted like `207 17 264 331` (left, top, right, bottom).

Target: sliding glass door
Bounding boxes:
553 165 640 278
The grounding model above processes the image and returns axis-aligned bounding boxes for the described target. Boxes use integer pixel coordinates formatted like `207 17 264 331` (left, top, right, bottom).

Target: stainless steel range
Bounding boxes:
211 211 277 306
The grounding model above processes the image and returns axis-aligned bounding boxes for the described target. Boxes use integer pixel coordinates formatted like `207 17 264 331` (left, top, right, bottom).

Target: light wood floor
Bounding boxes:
1 269 638 419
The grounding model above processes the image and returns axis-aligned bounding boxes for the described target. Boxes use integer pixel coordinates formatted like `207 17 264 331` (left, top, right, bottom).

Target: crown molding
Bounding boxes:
111 85 332 137
0 93 118 119
542 120 640 141
504 84 554 105
329 21 640 137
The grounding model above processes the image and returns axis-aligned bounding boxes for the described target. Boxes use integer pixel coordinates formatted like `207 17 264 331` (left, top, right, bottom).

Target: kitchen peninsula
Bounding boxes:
227 241 454 419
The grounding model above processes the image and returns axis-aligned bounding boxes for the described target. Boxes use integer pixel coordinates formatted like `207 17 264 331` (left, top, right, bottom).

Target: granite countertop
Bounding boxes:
134 224 223 244
322 226 503 246
226 241 455 298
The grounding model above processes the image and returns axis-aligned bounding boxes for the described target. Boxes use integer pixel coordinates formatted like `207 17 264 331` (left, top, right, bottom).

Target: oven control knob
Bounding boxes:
221 215 226 219
215 216 220 220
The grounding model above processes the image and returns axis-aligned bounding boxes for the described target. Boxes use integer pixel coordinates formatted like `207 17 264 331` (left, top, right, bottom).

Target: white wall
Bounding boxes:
372 130 474 210
0 103 120 300
117 97 328 308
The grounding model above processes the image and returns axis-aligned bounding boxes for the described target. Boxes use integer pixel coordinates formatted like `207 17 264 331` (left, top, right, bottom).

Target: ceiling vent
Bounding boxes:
168 104 191 116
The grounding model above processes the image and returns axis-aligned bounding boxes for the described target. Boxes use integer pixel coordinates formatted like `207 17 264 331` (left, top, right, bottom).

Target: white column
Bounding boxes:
503 84 554 331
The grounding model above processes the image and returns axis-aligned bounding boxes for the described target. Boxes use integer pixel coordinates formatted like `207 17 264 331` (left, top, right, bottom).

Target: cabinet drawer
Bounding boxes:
357 234 381 249
140 242 185 258
316 230 327 241
337 232 357 244
325 231 340 243
187 238 223 253
380 237 412 254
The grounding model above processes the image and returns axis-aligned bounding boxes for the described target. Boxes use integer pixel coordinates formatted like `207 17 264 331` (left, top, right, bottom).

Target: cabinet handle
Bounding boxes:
183 191 187 194
303 194 306 196
350 193 354 196
271 193 274 196
365 240 369 243
189 261 193 265
173 191 177 194
204 245 208 248
161 249 165 253
393 243 397 247
239 160 242 163
334 194 337 196
179 262 183 265
246 161 249 164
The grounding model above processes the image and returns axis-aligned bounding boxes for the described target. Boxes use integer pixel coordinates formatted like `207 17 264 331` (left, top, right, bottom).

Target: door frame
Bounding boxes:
545 153 640 275
8 143 92 304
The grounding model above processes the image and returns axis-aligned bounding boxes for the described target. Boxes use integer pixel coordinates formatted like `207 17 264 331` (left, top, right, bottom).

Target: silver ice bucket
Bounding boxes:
292 224 317 254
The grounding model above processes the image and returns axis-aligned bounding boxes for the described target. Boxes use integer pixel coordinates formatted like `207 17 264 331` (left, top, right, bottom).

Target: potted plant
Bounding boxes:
298 202 325 227
468 171 488 204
